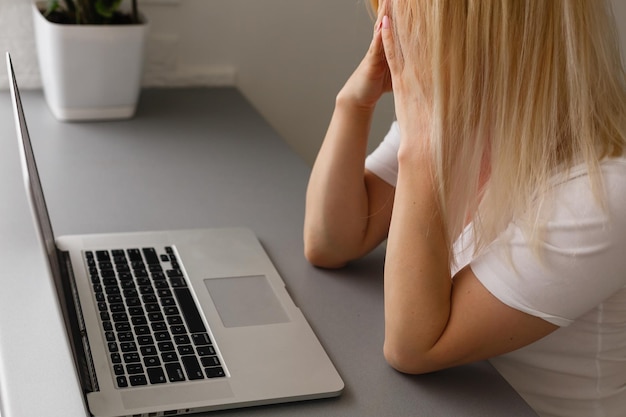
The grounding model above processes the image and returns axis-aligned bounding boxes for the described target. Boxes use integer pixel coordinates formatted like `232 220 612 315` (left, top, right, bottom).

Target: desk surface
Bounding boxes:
0 88 537 417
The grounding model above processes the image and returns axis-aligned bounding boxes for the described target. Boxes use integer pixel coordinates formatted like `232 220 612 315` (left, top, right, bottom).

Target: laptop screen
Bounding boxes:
6 52 68 324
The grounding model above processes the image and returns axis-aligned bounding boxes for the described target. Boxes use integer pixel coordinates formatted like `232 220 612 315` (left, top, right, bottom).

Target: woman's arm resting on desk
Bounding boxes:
304 10 394 268
380 14 557 374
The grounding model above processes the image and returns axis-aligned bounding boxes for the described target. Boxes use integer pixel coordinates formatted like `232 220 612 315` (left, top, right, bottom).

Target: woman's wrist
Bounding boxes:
336 82 379 112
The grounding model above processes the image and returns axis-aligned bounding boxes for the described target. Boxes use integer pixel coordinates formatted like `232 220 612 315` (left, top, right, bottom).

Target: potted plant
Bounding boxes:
33 0 148 121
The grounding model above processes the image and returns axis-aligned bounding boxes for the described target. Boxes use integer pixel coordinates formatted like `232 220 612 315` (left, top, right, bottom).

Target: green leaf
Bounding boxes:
44 0 60 16
95 0 123 19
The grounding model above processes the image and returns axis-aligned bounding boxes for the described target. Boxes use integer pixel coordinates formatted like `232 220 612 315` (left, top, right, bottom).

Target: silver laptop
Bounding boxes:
6 52 343 417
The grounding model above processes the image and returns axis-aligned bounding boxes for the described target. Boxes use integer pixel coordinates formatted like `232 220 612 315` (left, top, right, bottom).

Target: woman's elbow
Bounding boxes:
383 340 437 375
303 240 348 269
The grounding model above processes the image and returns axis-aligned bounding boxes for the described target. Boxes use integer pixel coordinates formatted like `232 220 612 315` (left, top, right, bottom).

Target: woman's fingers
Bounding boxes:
380 15 402 76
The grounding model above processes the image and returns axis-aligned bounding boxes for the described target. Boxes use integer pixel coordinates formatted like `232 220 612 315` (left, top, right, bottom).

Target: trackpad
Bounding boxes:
204 275 290 328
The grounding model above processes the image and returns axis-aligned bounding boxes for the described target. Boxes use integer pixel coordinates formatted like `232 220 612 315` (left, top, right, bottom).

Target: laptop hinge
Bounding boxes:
58 249 100 394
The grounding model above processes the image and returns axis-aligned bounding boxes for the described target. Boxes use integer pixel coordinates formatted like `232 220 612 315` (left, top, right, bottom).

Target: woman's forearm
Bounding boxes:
304 94 376 268
383 149 452 372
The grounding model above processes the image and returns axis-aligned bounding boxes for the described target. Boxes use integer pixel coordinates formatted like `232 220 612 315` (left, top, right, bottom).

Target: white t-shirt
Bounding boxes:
365 122 626 417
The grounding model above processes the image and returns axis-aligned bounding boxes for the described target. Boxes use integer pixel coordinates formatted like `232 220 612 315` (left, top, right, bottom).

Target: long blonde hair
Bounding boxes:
372 0 626 254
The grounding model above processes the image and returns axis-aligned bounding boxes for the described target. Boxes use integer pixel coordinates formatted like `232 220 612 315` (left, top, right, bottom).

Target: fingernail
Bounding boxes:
382 15 390 29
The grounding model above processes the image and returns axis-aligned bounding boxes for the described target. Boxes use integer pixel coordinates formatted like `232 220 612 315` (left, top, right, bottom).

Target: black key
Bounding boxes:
126 364 144 375
167 269 183 278
160 297 176 307
107 294 123 304
118 272 133 282
117 332 134 342
127 249 142 262
115 322 131 332
134 325 151 336
173 288 206 333
136 277 151 287
128 307 145 316
129 375 148 386
157 289 172 297
177 345 194 356
196 345 216 356
131 316 148 326
201 356 220 367
139 286 154 295
205 367 225 378
107 342 118 353
121 282 136 292
152 271 166 281
123 353 141 363
110 303 125 313
125 297 141 307
163 306 179 316
100 269 116 279
141 345 158 356
151 322 167 332
120 342 138 352
142 295 157 304
148 312 164 322
158 341 175 352
105 286 121 295
170 325 187 335
192 333 212 346
147 367 167 384
137 335 154 346
169 278 186 288
111 353 122 364
144 356 161 367
165 363 186 382
116 376 128 388
102 277 117 287
145 303 161 313
113 364 125 375
99 261 113 271
112 313 128 323
181 356 204 380
96 250 110 262
154 331 171 342
167 316 183 326
142 248 160 265
174 335 190 345
102 321 113 331
161 352 178 363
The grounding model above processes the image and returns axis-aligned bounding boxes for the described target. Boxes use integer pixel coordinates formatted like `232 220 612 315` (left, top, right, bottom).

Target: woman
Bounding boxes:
303 1 626 416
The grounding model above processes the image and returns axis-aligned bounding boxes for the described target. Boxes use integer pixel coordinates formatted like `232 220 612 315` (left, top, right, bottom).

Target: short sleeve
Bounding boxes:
467 159 626 327
365 122 400 187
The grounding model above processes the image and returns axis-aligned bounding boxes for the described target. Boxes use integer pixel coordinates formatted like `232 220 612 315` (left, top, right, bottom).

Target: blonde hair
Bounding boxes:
371 0 626 255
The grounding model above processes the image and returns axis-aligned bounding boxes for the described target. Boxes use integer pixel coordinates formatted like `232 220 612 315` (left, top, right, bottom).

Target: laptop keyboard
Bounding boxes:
85 246 226 388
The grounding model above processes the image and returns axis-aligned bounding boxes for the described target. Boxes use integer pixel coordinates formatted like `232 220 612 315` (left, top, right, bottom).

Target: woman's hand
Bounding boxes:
338 7 392 111
379 14 430 158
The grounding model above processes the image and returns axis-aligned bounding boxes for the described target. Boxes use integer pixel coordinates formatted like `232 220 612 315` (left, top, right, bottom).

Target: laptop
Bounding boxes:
5 52 344 417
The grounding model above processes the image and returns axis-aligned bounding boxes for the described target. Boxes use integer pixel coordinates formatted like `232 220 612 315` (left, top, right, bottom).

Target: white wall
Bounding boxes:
1 0 625 166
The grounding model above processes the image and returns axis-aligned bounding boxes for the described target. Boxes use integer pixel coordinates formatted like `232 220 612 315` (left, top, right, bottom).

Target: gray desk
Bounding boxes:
0 88 537 417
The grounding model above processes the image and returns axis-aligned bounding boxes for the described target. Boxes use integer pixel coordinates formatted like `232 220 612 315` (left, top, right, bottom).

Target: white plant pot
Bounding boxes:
32 2 148 121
